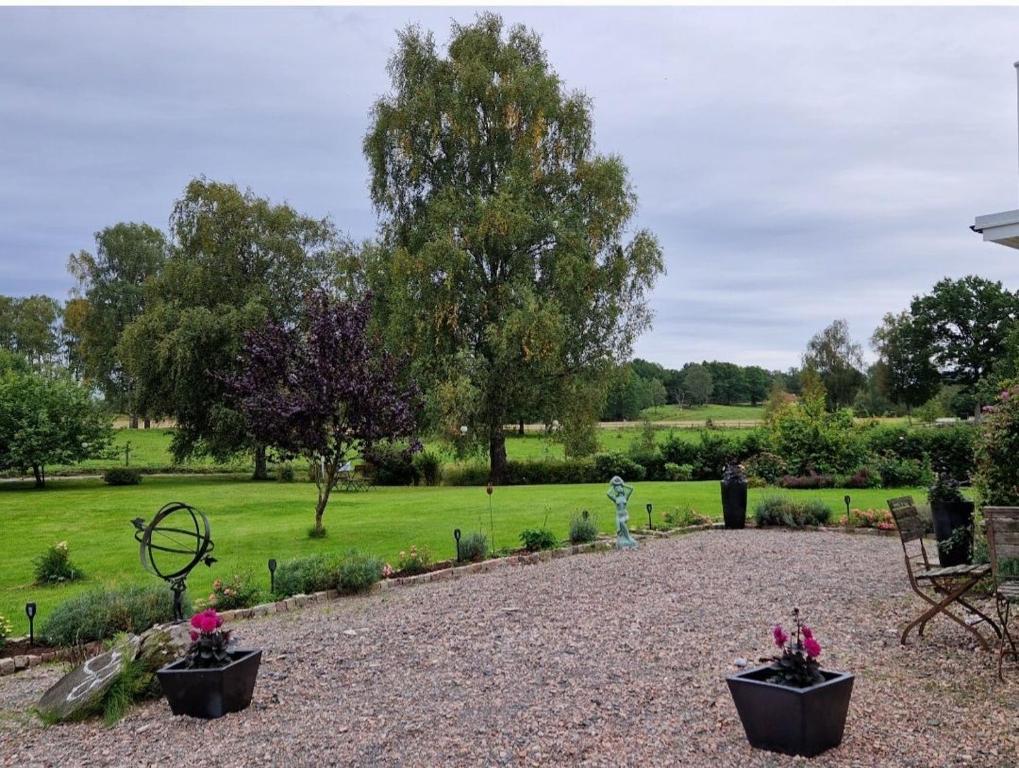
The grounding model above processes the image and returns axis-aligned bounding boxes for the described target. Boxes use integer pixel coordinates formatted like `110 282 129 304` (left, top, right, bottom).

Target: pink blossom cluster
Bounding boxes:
772 622 822 658
190 608 224 640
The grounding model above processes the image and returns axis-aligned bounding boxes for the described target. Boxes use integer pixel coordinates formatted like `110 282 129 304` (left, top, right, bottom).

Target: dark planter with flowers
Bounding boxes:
928 473 974 567
157 609 261 719
720 462 748 529
728 610 852 758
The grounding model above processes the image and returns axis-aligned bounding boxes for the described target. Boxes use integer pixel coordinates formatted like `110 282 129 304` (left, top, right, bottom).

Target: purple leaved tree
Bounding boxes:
228 290 421 536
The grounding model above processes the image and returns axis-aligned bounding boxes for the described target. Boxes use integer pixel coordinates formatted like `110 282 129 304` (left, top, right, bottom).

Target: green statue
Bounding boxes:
607 475 638 549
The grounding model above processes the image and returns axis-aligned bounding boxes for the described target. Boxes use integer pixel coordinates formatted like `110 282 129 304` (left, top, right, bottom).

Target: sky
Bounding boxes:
3 6 1019 370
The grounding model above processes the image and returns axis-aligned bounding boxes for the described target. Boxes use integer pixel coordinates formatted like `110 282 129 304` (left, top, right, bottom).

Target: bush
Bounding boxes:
593 452 645 481
198 572 261 611
363 443 418 486
660 431 700 466
627 447 665 480
396 545 433 575
33 541 83 585
976 382 1019 505
273 554 339 596
848 508 895 530
0 613 11 649
874 454 933 488
276 463 295 482
755 496 833 528
663 462 693 481
412 451 442 486
42 584 186 646
443 459 599 486
103 468 142 486
664 506 711 528
458 531 488 562
839 465 882 489
569 512 598 544
335 552 384 594
778 473 835 489
519 528 558 552
744 452 787 484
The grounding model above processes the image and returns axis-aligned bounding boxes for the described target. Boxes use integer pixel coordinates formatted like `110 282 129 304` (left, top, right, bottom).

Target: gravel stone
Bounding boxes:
1 530 1016 767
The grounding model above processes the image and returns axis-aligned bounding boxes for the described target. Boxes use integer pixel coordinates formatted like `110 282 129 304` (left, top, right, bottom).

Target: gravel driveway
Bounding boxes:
1 529 1016 767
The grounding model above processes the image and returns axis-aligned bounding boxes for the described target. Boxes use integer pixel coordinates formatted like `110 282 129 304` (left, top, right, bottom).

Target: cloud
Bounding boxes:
2 6 1019 369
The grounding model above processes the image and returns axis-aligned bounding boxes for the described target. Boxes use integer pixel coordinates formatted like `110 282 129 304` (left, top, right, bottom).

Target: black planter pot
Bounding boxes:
930 500 975 566
157 649 261 719
720 482 747 529
727 665 854 758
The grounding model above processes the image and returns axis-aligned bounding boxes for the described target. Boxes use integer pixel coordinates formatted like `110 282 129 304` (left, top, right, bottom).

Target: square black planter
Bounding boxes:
157 649 262 719
727 665 853 757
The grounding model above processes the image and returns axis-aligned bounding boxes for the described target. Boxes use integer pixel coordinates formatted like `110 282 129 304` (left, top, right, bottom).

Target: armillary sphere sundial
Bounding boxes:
132 502 216 622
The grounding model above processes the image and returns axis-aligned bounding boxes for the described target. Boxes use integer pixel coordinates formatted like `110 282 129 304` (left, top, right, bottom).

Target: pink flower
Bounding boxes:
772 625 788 648
190 630 199 641
801 626 813 640
803 637 822 658
190 608 222 634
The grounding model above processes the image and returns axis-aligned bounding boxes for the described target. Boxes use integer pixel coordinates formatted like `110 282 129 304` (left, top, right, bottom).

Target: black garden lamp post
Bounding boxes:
646 503 654 530
453 528 462 562
25 602 36 646
844 495 851 521
268 559 277 594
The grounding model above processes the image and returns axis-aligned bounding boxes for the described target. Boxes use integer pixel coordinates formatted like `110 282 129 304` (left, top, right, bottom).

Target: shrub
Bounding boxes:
197 572 261 611
975 382 1019 505
273 554 338 596
396 545 432 575
839 465 882 489
42 584 186 646
695 431 741 479
875 454 933 488
627 447 665 480
664 506 712 528
755 496 833 528
335 552 384 594
848 508 895 530
593 452 645 482
663 462 694 481
519 528 558 552
276 463 295 482
443 459 599 486
363 443 418 486
778 473 835 489
33 541 83 585
660 431 699 466
103 468 142 486
744 452 787 484
458 531 488 562
412 451 442 486
0 613 11 649
569 512 598 544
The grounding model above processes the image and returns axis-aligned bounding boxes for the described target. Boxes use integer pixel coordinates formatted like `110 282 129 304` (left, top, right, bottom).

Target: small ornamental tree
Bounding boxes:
974 382 1019 506
229 291 421 535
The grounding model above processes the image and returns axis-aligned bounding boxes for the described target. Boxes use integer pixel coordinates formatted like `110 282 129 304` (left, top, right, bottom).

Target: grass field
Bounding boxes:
0 475 921 631
638 403 765 422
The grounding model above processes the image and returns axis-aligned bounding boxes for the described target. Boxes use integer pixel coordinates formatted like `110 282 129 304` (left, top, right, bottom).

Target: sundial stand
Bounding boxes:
170 577 187 623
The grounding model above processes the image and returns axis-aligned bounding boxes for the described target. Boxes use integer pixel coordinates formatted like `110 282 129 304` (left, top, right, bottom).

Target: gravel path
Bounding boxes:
1 529 1016 767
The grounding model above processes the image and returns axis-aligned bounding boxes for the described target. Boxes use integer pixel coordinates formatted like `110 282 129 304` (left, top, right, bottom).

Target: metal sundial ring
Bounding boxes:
132 502 216 622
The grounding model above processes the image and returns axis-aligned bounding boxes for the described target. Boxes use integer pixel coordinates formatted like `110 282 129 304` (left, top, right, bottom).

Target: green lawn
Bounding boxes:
638 403 765 422
0 475 918 632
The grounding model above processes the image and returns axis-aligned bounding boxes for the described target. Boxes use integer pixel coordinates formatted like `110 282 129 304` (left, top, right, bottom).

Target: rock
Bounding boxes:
136 623 191 675
37 636 141 722
0 658 14 675
734 658 748 668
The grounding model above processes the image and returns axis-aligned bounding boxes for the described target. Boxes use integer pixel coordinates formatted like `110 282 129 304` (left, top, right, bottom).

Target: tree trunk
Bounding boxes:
143 417 151 429
32 465 44 488
253 444 268 481
518 418 525 436
489 424 508 483
313 460 336 536
129 413 139 429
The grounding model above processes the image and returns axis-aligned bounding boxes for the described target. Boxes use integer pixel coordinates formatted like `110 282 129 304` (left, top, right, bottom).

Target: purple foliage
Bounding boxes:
227 290 421 530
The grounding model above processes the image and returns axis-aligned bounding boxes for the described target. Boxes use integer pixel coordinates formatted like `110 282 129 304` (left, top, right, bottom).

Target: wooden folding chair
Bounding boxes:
983 507 1019 680
887 497 999 650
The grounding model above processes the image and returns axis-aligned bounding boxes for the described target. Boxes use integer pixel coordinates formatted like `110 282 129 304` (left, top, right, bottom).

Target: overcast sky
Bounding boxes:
3 6 1019 370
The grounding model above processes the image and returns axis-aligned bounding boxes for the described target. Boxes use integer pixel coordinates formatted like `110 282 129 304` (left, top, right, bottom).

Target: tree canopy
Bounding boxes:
802 319 865 410
364 14 663 479
120 178 343 476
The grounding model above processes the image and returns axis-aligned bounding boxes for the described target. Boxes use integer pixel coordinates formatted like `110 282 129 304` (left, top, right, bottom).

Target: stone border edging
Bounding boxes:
0 521 899 678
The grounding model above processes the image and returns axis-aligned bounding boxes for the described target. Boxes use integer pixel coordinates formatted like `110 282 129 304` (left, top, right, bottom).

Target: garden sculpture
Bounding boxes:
132 501 216 622
607 476 638 550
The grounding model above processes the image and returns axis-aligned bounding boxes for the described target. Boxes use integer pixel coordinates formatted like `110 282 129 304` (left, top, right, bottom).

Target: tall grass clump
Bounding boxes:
42 585 185 647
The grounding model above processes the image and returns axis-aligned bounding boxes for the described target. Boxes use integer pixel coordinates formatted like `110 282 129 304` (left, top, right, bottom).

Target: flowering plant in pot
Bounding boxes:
727 609 853 758
928 472 974 566
720 461 748 529
156 609 262 719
